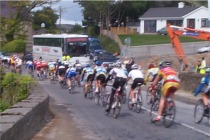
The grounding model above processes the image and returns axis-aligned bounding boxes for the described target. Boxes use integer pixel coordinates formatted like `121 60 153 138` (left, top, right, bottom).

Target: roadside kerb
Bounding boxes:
0 83 50 140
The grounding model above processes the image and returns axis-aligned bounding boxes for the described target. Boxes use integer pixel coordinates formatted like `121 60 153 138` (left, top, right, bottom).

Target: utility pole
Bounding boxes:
59 6 61 33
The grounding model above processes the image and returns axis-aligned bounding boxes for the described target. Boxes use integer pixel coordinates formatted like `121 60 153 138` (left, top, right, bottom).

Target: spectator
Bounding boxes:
199 56 206 74
125 57 134 72
195 60 201 73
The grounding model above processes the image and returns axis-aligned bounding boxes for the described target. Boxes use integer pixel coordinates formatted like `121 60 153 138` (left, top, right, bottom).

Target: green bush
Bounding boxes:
0 73 35 112
99 35 120 54
1 39 26 53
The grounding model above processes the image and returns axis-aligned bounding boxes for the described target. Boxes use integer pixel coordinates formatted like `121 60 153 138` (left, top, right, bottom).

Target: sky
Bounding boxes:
52 0 84 25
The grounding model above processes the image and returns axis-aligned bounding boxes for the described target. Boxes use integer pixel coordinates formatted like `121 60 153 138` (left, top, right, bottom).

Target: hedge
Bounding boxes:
1 39 26 53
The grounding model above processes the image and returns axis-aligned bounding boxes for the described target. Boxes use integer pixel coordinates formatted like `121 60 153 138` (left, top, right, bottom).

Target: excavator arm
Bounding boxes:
166 24 210 71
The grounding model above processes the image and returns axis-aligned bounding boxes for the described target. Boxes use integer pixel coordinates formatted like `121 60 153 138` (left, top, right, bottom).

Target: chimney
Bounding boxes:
178 2 185 8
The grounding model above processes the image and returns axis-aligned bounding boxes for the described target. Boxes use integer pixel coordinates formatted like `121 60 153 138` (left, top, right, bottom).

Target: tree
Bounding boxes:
32 7 59 31
0 0 59 42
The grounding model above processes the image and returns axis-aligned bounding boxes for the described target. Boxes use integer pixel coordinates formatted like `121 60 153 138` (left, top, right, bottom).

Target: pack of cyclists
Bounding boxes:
23 56 209 125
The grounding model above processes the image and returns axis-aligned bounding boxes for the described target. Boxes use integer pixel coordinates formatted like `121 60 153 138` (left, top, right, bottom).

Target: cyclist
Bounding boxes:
48 59 57 80
66 64 77 90
94 61 107 95
57 61 66 83
14 56 23 74
26 60 34 74
127 64 145 105
194 67 210 114
81 63 94 97
105 61 127 113
74 62 83 85
144 63 159 83
149 61 180 122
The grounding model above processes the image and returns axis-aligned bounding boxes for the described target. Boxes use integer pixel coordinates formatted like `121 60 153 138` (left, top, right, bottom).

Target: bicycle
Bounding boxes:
85 80 94 99
95 80 106 107
150 91 176 128
128 83 143 113
106 86 122 119
50 71 57 84
60 77 68 89
146 82 162 105
194 91 210 124
69 77 76 94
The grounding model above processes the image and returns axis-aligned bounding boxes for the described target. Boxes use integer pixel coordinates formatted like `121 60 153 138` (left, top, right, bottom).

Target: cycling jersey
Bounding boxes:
82 67 94 82
94 66 107 77
66 67 77 79
74 63 83 74
26 60 33 69
109 68 127 79
194 73 210 96
158 67 180 97
145 67 159 82
128 69 144 80
48 62 56 71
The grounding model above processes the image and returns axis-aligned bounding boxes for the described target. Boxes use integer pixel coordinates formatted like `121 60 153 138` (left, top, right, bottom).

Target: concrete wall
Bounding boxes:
0 84 50 140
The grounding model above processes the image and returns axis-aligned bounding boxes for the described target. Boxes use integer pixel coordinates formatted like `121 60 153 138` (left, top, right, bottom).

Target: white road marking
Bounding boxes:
142 107 210 137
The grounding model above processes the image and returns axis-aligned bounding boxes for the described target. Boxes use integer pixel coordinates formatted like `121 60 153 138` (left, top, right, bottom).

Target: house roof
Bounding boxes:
140 6 200 19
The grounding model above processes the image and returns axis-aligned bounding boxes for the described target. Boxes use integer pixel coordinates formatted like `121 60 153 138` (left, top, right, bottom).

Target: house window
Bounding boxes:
167 20 183 26
144 20 156 33
187 19 195 28
201 18 210 27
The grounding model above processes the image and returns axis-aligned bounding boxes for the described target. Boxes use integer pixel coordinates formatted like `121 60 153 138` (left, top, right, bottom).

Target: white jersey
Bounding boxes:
109 68 127 79
26 60 33 65
83 67 94 75
128 69 144 80
15 58 22 66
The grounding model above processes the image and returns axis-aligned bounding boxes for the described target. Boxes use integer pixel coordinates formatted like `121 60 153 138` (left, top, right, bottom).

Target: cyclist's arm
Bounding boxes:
144 70 150 83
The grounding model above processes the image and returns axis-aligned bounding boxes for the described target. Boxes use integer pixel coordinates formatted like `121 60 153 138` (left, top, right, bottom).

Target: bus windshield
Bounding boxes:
66 42 87 57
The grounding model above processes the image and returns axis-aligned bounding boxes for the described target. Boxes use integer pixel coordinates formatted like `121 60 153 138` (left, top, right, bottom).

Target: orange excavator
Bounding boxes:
166 24 210 71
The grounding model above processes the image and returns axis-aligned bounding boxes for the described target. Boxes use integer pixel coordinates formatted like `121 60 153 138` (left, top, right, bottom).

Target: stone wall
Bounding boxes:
179 72 203 92
0 84 50 140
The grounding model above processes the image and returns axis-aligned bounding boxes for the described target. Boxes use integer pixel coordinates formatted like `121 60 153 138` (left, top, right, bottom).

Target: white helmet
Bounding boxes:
131 64 138 69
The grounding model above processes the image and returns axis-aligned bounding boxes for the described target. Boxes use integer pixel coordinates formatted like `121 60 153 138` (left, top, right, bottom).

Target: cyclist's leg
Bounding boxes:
130 79 137 104
203 87 210 113
106 78 119 112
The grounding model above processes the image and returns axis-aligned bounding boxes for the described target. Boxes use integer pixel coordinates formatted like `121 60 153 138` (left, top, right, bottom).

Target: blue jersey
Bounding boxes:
66 67 77 79
94 66 106 77
194 73 210 96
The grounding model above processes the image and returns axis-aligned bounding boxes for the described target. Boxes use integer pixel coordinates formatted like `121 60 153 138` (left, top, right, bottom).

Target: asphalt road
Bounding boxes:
31 75 210 140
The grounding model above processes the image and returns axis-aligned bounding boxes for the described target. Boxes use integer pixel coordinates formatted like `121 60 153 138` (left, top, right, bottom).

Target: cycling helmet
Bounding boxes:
148 63 154 69
109 63 114 68
115 62 122 68
95 61 102 66
131 64 138 69
63 61 69 66
86 63 90 67
76 59 79 64
159 61 171 68
206 67 210 73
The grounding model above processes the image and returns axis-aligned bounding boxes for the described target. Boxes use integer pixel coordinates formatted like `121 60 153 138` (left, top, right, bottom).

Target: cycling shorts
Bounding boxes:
161 81 180 97
58 68 66 76
67 71 77 79
28 64 33 70
204 86 210 96
76 68 83 75
112 77 126 95
86 74 94 82
131 78 144 89
96 74 106 84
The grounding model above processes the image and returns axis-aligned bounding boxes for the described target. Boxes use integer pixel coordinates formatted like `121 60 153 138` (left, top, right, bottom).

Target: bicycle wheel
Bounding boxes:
113 99 121 119
95 92 100 105
136 92 143 113
194 99 204 124
146 87 152 105
150 100 159 123
163 100 176 128
127 93 133 110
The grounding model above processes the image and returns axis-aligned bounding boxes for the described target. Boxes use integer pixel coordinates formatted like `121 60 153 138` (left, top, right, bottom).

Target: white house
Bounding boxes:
139 2 210 34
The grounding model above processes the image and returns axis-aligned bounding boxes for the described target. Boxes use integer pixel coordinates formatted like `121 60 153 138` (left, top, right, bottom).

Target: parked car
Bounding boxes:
197 44 210 53
22 52 33 63
97 52 118 64
0 52 11 62
93 50 107 62
157 27 168 35
89 45 103 59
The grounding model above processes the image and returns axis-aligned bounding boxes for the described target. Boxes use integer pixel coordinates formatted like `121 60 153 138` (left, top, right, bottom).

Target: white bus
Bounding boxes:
32 34 90 66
